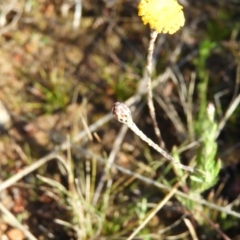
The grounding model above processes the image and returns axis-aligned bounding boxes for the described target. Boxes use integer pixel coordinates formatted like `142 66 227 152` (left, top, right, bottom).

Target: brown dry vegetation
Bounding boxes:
1 0 240 239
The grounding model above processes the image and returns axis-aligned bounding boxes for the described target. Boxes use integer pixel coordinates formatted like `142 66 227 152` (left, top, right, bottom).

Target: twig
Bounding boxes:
73 0 82 29
198 211 231 240
158 215 187 234
112 102 194 172
215 64 240 138
183 218 199 240
0 202 38 240
146 30 165 148
0 152 67 192
154 94 186 138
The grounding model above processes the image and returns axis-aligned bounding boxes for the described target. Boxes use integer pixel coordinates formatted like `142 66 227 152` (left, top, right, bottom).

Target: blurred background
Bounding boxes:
1 0 240 239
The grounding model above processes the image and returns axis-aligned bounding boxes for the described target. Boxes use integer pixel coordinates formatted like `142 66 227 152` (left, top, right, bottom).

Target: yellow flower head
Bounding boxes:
138 0 185 34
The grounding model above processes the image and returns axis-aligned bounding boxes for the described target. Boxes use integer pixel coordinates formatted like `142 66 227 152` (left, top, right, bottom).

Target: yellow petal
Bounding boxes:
138 0 185 34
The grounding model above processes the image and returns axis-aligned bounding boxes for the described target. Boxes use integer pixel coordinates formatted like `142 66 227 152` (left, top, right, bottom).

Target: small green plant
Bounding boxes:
21 68 71 114
190 102 221 193
190 40 221 192
35 69 70 113
169 40 222 224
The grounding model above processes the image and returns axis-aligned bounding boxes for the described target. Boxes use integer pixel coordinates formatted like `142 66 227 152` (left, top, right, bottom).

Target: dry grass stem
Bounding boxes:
146 30 165 148
78 147 240 219
112 102 194 172
183 218 199 240
0 152 67 192
93 124 128 205
0 202 37 240
127 184 179 240
216 64 240 138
